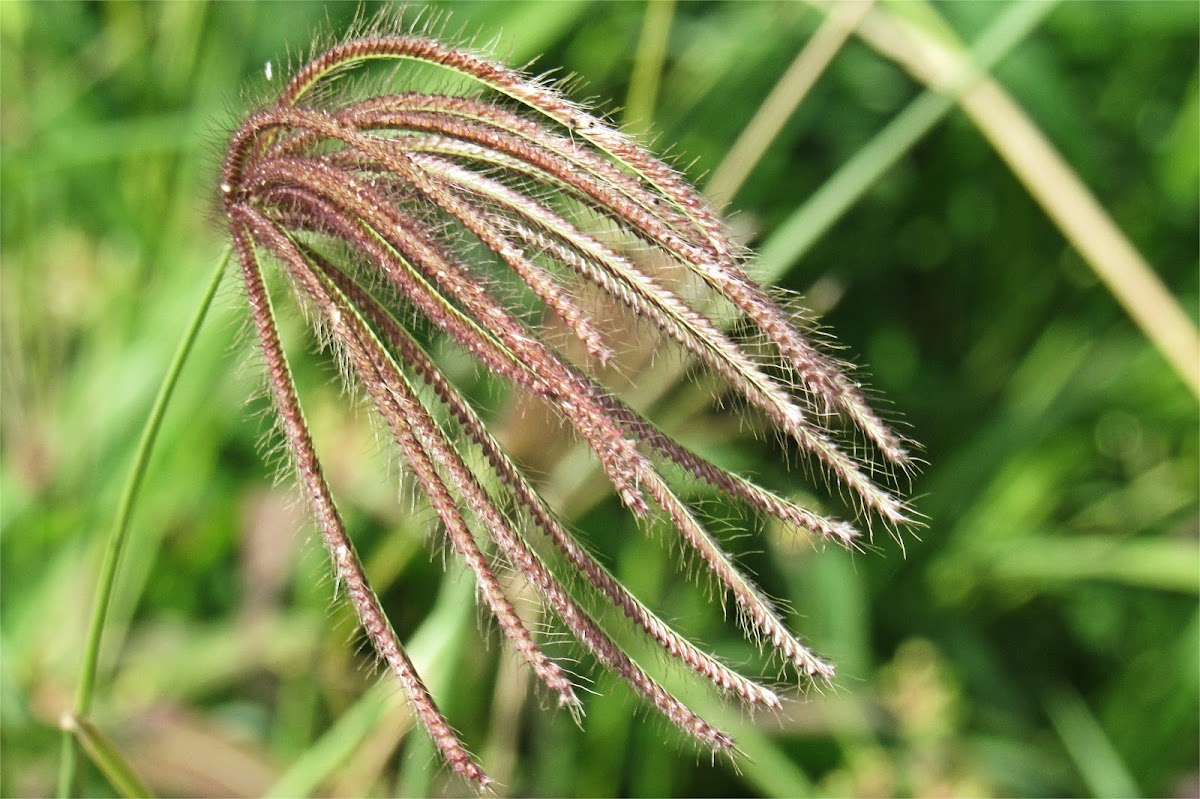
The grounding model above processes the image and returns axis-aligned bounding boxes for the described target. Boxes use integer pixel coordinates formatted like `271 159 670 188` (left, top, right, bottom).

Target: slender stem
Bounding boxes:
623 0 676 133
60 715 152 799
58 248 231 798
704 0 872 205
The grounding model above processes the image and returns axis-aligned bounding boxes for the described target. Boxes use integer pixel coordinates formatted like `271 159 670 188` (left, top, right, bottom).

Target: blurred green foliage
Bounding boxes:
2 2 1196 797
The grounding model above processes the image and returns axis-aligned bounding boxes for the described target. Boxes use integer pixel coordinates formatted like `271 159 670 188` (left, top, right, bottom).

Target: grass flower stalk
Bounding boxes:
58 250 230 798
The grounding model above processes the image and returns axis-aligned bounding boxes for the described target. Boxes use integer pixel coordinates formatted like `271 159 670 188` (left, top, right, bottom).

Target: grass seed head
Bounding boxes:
222 21 916 790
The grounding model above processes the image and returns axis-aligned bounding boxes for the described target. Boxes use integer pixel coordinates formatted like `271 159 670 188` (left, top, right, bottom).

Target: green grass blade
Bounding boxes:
852 0 1200 396
970 536 1200 594
1044 684 1141 798
757 0 1059 282
57 248 230 798
61 715 153 799
624 0 676 133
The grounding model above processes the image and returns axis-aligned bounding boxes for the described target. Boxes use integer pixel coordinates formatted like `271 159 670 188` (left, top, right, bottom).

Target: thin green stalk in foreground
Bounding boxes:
58 248 231 798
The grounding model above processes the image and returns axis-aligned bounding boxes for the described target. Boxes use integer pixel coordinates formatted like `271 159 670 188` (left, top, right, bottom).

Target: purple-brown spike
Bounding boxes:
240 206 582 714
228 217 489 789
221 23 916 790
310 247 786 709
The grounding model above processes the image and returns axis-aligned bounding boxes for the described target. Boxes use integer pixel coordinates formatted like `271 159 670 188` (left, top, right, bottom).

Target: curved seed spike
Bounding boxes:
248 161 653 513
274 35 722 244
404 155 907 517
639 474 835 681
240 206 582 712
308 254 738 747
330 94 716 255
233 105 909 518
253 155 851 671
354 101 916 468
260 34 911 464
403 157 909 522
228 216 489 789
255 154 829 678
403 168 616 366
590 393 863 549
311 249 785 707
264 215 739 746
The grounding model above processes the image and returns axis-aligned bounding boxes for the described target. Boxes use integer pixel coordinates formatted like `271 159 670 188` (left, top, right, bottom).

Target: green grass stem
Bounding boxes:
843 0 1200 398
57 248 231 798
704 0 870 205
967 536 1200 594
60 715 152 799
623 0 675 134
1044 684 1141 798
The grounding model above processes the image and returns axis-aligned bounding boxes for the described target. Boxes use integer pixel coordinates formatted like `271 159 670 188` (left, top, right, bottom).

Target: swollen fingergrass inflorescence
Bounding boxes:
222 23 916 789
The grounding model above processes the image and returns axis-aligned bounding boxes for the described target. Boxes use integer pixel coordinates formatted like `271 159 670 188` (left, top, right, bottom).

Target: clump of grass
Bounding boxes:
215 19 917 789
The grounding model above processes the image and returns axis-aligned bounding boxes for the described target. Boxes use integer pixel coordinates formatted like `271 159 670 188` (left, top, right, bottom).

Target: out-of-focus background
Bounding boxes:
2 2 1196 797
